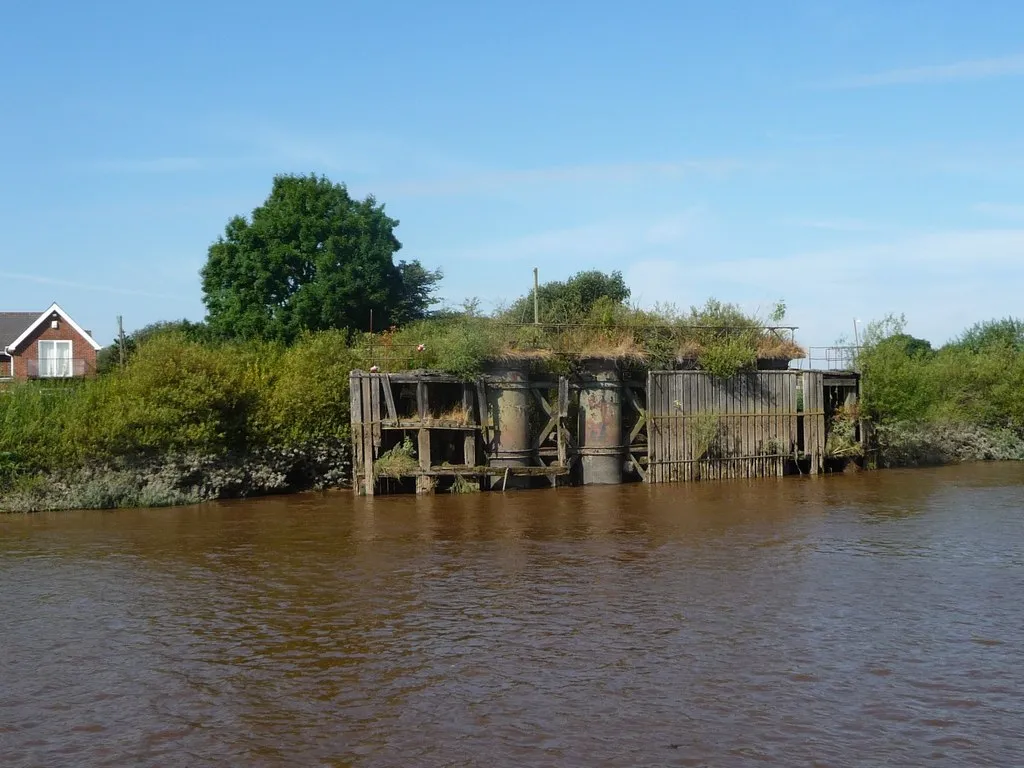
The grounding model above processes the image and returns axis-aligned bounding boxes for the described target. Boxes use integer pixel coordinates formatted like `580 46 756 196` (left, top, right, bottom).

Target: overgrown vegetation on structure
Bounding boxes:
362 286 801 379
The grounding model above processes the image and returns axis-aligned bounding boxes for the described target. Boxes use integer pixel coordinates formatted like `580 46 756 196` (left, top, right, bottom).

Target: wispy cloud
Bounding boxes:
379 160 744 198
435 210 707 265
0 271 179 300
624 228 1024 347
826 53 1024 88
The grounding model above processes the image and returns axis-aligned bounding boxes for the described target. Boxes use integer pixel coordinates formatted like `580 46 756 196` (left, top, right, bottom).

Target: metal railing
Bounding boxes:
27 358 90 379
792 346 861 371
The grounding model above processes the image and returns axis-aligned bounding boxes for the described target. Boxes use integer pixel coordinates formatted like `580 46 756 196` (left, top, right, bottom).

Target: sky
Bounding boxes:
2 0 1024 356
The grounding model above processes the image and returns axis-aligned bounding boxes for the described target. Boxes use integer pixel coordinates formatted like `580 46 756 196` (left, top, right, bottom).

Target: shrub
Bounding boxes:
258 329 356 445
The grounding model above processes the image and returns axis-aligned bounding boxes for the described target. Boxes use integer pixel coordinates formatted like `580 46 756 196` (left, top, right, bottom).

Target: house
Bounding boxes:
0 303 102 381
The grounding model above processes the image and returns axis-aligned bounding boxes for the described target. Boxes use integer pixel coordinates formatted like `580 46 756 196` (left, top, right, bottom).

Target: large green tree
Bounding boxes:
201 174 441 343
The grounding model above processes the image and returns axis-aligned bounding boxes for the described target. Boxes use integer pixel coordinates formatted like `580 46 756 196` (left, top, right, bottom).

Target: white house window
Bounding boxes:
38 340 73 378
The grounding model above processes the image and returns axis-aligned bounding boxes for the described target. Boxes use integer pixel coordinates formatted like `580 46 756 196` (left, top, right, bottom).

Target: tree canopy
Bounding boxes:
952 318 1024 354
201 174 441 343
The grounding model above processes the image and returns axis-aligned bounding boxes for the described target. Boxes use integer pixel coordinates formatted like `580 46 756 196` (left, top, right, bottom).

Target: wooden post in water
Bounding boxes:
416 380 433 494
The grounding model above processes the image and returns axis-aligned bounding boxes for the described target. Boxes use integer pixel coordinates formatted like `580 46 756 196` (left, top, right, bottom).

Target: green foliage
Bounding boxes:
951 318 1024 354
257 330 356 445
374 436 418 478
502 270 631 324
0 330 361 495
860 313 1024 432
0 382 81 474
97 319 213 373
825 406 863 459
366 315 506 378
449 475 480 494
695 335 758 378
686 410 721 460
201 173 441 343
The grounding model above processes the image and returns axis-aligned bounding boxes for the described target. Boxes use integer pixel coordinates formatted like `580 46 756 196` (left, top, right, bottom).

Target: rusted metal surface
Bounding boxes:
484 363 535 489
577 358 624 485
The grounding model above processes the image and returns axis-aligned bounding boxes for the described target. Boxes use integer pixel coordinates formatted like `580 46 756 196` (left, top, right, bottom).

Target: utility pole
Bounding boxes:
533 267 540 325
117 315 126 369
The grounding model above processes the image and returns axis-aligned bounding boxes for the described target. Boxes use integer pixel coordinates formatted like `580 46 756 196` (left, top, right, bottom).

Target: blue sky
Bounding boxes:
3 1 1024 353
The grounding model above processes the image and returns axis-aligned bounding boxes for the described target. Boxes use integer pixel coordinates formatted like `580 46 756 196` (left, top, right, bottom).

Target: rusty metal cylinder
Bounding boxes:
578 358 624 485
486 363 534 489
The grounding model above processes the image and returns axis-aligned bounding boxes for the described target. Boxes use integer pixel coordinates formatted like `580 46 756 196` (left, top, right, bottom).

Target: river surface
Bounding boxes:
2 465 1023 767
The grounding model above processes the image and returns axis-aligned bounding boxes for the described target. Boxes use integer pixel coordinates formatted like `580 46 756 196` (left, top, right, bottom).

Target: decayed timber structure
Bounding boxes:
350 362 863 495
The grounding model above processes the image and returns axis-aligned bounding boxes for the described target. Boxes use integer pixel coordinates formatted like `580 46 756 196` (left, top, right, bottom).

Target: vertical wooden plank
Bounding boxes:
381 374 398 421
644 372 653 483
693 372 700 482
751 373 759 478
476 380 489 438
789 372 798 464
806 373 815 474
812 372 825 474
653 373 659 483
652 372 659 484
361 375 375 496
749 373 757 479
777 374 785 477
680 373 687 483
416 427 432 494
371 374 382 450
667 373 675 483
741 377 747 479
673 372 681 483
719 375 727 480
660 372 668 484
350 373 363 492
720 375 728 480
463 383 476 467
688 370 696 481
417 380 428 422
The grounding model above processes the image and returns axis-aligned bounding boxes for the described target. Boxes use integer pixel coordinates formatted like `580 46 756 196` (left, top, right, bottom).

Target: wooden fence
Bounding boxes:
647 371 827 482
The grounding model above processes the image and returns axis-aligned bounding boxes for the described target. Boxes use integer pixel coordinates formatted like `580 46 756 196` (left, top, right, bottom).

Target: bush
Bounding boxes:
73 333 275 457
258 329 356 445
860 313 1024 434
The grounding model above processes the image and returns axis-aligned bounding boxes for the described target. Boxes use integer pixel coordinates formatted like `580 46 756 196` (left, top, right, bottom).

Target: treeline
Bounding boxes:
859 316 1024 465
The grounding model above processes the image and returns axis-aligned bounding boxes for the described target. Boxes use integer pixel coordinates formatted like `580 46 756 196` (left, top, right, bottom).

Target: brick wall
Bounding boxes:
11 313 98 381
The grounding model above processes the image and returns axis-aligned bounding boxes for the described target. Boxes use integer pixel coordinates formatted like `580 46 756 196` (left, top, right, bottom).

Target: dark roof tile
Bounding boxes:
0 312 41 347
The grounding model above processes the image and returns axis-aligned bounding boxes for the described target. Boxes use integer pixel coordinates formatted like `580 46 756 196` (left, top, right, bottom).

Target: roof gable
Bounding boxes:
0 312 39 347
4 303 102 353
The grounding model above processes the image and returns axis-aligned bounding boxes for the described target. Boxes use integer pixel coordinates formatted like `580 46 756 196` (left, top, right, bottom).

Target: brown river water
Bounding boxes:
2 464 1023 767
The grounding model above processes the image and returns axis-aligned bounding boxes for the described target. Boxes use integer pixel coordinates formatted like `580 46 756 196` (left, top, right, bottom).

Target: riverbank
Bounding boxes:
874 422 1024 468
0 442 351 513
